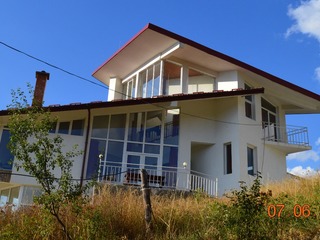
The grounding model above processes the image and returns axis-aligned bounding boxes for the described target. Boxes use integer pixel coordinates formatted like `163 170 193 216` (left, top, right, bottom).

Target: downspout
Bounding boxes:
80 108 91 188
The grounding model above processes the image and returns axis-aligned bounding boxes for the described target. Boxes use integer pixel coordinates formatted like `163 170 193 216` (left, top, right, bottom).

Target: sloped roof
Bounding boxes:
0 88 264 115
92 23 320 114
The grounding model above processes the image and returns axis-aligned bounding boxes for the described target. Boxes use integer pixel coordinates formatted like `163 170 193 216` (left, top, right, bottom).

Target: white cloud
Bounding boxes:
287 150 320 162
316 137 320 146
286 0 320 42
315 67 320 82
287 166 318 177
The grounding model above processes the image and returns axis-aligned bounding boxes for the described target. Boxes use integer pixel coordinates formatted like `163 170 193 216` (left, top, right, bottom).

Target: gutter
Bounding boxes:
80 108 91 188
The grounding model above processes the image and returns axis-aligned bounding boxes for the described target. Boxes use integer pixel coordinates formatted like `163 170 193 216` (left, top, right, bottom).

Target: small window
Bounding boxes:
244 84 255 119
71 119 85 136
0 129 14 170
247 146 257 176
224 143 232 174
58 122 70 134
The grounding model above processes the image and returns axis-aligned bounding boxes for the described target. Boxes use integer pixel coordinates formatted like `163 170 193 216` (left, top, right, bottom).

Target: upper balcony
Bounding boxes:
262 123 311 154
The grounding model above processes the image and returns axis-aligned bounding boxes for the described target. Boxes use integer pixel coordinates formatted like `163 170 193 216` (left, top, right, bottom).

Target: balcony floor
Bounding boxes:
264 140 311 154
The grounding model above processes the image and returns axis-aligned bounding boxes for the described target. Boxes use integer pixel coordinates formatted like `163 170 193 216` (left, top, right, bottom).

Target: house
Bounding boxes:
0 23 319 207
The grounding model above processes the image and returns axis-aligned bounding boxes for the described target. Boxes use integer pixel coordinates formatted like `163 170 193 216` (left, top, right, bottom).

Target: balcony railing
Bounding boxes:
98 162 218 197
262 123 309 147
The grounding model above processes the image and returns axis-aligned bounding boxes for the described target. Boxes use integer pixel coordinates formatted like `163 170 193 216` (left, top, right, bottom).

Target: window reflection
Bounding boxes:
164 109 179 145
91 115 109 138
145 111 162 143
0 129 14 170
128 112 145 142
109 114 126 140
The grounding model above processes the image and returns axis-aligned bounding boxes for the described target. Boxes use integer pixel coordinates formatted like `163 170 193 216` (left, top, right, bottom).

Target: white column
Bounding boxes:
108 77 123 101
181 65 188 94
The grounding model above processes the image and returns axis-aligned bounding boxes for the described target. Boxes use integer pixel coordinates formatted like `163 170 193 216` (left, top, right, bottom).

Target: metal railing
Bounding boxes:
262 123 309 146
99 162 218 197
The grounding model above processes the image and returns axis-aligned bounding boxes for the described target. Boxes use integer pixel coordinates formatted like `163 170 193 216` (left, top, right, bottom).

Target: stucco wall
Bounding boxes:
10 110 88 186
178 97 242 195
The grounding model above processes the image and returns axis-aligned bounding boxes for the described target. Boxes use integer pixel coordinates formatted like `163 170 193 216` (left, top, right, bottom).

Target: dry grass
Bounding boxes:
263 174 320 197
1 177 320 239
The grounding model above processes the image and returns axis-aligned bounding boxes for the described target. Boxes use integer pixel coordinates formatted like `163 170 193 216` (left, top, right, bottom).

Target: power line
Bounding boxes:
0 40 263 127
0 169 128 182
0 41 108 90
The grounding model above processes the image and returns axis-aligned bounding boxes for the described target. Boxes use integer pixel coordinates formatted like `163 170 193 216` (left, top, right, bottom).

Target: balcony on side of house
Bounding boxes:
262 123 311 154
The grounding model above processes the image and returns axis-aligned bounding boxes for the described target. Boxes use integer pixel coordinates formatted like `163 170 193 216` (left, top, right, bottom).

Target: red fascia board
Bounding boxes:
0 88 264 116
93 22 320 101
147 24 320 101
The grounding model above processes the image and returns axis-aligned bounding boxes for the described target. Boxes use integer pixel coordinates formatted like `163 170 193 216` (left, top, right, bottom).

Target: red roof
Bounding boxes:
0 88 264 115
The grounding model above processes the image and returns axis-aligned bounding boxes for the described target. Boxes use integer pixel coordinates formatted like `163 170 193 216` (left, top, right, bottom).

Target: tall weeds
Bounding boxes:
1 176 320 239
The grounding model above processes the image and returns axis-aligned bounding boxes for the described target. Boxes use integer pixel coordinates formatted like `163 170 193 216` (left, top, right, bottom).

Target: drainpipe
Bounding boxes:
80 108 91 188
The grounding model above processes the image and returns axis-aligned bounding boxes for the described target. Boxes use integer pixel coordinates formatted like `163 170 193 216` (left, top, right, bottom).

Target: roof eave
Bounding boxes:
92 23 320 102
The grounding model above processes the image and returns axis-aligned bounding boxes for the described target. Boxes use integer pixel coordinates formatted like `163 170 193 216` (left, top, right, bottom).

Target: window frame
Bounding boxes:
51 119 85 136
247 145 257 176
244 84 255 120
224 142 232 175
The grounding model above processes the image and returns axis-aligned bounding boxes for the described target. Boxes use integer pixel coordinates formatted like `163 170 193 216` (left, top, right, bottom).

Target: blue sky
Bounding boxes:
0 0 319 177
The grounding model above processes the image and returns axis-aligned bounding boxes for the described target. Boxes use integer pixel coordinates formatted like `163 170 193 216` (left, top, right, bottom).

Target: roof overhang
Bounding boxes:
0 88 264 115
92 23 320 114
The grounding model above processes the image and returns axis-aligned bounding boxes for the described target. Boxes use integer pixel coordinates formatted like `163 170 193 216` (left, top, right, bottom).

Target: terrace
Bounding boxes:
97 161 218 197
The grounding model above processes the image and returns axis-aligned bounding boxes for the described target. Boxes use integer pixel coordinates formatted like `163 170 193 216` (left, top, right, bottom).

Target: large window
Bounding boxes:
139 63 161 98
87 114 126 179
86 110 180 181
122 59 217 99
261 98 277 140
247 145 257 176
123 77 136 99
127 111 162 150
164 109 179 145
224 143 232 175
0 129 14 170
163 61 181 95
162 109 180 186
244 84 255 119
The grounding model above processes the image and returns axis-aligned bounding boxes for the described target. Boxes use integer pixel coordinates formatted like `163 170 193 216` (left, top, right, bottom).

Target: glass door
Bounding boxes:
261 98 278 141
126 154 159 185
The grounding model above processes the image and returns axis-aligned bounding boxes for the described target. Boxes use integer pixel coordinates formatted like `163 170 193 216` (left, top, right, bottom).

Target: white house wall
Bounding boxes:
236 85 290 186
216 71 239 91
10 110 88 186
178 97 242 195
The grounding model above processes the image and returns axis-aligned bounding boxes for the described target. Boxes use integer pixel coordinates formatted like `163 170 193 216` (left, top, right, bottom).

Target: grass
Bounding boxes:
1 175 320 239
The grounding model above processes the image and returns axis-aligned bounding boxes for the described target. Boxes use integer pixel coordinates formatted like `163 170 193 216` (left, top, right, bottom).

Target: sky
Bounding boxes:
0 0 320 177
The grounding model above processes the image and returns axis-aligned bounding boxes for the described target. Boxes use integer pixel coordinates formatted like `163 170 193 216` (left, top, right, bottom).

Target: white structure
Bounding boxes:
1 23 320 206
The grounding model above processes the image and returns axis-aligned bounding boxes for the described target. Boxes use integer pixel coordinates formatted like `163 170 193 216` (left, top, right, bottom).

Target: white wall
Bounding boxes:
10 134 86 185
10 110 88 186
216 71 239 91
178 97 243 195
188 75 214 93
108 77 123 101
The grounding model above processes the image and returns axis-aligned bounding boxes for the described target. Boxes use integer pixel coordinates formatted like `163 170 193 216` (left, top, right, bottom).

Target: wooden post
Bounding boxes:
140 169 152 235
